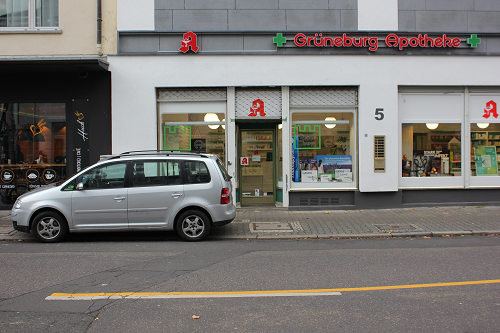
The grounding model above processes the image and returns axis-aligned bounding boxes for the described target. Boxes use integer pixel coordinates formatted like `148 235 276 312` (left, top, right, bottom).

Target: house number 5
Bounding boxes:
375 108 384 121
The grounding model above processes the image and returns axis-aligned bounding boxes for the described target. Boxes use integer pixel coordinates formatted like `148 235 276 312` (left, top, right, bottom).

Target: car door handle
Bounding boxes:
114 196 126 202
171 193 183 198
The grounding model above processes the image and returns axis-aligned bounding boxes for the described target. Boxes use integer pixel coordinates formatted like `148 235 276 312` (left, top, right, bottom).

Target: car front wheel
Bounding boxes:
176 210 211 242
32 211 68 243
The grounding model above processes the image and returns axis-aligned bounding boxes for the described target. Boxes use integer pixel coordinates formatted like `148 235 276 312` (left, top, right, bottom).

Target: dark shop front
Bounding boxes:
0 58 111 208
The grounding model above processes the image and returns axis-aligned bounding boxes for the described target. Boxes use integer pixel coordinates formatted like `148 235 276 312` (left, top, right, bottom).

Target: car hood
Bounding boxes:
18 183 57 199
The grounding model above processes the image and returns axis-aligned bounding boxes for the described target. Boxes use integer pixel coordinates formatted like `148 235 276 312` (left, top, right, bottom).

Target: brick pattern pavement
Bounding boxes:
210 206 500 239
1 206 499 241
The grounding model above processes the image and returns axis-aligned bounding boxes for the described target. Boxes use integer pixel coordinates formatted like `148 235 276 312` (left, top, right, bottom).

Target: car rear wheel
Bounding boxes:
176 210 211 242
32 211 68 243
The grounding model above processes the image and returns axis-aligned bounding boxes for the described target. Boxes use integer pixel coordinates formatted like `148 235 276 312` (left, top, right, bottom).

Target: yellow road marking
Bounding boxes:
46 279 500 300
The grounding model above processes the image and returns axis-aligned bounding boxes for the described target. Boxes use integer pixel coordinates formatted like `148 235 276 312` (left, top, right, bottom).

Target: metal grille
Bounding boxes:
235 88 282 119
157 88 227 101
374 136 385 158
300 197 340 206
374 135 386 172
290 87 357 106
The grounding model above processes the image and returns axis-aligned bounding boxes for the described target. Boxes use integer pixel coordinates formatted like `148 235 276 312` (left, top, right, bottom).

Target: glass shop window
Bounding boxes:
470 123 500 177
401 123 461 177
0 102 66 204
160 112 226 160
291 112 356 187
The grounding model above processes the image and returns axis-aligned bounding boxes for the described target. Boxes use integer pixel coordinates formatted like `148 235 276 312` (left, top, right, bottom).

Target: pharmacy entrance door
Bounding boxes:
239 129 275 205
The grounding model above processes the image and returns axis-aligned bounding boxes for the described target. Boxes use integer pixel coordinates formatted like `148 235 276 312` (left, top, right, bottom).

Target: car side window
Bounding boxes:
184 161 211 184
81 163 127 190
132 161 183 187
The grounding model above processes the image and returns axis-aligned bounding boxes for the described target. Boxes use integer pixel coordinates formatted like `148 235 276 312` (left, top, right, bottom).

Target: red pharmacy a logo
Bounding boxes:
179 31 199 53
248 99 266 117
483 100 498 119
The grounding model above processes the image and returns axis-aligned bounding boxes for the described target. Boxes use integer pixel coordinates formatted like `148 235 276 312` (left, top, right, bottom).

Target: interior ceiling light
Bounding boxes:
325 117 337 129
426 123 439 130
204 113 220 129
477 123 489 129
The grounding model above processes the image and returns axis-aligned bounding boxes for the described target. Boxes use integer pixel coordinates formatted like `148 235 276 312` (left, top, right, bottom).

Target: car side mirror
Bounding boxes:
76 182 84 190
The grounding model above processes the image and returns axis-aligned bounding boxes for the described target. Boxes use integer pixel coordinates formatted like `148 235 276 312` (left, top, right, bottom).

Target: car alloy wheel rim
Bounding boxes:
37 217 61 239
182 215 205 238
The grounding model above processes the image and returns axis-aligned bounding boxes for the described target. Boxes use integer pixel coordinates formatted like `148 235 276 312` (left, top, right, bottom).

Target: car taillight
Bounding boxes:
221 188 230 204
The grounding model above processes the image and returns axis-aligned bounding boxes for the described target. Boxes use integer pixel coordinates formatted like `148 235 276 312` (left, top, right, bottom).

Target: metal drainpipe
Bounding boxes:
96 0 102 55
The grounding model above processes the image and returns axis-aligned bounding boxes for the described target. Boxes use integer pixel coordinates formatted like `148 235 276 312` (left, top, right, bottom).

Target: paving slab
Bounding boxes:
1 206 500 242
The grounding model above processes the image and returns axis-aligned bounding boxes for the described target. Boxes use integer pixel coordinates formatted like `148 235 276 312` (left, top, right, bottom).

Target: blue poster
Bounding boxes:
314 155 352 181
292 136 300 182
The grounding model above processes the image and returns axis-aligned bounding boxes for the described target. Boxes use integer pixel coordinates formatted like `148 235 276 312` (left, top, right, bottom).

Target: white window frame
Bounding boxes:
0 0 59 32
290 108 357 190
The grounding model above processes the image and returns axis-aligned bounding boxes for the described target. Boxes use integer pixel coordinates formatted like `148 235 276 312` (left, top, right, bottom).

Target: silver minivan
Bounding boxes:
11 151 236 242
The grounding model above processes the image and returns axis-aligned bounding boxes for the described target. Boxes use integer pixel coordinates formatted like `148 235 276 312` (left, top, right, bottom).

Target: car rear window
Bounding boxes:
216 158 231 182
184 161 211 184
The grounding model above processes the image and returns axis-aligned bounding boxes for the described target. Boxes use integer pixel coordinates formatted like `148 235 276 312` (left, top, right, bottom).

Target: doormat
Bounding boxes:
372 224 420 232
250 222 294 233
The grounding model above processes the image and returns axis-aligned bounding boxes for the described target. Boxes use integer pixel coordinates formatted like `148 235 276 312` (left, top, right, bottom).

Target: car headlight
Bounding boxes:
13 200 22 209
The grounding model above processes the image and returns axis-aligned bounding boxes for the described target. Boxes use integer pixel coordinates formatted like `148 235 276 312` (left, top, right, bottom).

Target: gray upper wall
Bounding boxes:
154 0 358 31
399 0 500 32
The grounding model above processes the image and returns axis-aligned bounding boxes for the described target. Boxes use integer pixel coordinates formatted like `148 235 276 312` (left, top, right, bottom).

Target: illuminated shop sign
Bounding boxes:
272 33 481 51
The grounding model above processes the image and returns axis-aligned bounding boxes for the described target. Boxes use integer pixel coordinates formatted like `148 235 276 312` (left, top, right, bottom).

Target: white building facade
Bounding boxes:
109 0 500 209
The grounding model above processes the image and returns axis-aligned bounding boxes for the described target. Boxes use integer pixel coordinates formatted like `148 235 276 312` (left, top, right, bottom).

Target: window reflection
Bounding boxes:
0 102 66 204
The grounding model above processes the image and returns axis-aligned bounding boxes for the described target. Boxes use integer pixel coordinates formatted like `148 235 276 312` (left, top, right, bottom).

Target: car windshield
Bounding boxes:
216 158 231 181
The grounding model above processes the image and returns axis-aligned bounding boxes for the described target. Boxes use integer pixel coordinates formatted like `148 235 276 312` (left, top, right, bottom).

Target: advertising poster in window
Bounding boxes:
315 155 352 182
474 146 498 176
297 155 352 182
292 136 300 182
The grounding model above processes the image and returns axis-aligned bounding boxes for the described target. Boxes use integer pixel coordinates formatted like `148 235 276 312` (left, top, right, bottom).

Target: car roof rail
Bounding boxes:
113 150 210 158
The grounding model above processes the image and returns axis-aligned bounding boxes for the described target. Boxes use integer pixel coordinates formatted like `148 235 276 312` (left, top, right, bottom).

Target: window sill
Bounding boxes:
0 29 62 34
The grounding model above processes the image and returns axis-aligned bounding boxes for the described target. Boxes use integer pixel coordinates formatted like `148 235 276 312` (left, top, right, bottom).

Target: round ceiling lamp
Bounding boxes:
477 123 489 129
426 123 439 130
204 113 220 129
325 117 337 129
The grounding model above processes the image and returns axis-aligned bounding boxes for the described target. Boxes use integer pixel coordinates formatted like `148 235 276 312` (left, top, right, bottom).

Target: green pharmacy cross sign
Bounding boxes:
467 34 481 48
273 33 287 47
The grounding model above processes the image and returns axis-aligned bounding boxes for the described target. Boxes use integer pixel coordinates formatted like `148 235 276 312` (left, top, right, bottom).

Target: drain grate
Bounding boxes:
250 222 293 233
373 224 419 232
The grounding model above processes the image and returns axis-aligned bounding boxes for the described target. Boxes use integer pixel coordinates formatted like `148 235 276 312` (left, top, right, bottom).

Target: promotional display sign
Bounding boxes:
474 146 498 176
295 155 353 182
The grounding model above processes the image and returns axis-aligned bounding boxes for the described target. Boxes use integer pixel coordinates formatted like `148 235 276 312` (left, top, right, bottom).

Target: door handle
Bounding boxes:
171 193 183 198
114 196 126 202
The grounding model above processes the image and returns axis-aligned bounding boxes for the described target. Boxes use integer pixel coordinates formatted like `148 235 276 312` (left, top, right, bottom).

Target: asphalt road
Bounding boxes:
1 234 499 332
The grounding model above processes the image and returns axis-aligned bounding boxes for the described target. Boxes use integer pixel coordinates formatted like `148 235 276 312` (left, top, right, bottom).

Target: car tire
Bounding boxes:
176 210 211 242
31 211 68 243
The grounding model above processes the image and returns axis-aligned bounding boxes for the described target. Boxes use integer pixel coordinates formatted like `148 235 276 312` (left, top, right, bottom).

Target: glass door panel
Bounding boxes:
240 130 275 205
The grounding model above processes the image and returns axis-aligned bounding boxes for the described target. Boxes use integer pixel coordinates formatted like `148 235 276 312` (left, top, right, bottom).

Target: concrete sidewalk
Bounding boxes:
1 206 500 242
